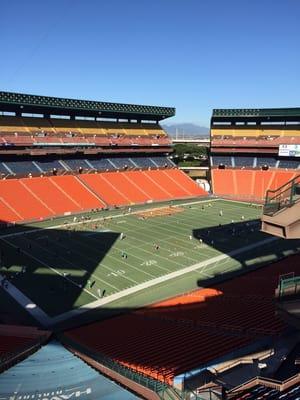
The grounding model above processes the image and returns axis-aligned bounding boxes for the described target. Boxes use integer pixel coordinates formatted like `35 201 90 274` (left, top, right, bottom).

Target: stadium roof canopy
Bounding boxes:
212 107 300 123
0 91 175 121
213 108 300 118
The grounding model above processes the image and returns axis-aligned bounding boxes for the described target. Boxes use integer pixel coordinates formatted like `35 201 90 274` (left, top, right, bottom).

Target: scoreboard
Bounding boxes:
278 144 300 157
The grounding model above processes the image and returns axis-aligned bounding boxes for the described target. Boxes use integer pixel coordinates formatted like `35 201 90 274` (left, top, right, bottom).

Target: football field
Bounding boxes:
1 198 300 326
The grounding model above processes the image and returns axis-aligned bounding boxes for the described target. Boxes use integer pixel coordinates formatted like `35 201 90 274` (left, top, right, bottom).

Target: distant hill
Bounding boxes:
162 123 209 137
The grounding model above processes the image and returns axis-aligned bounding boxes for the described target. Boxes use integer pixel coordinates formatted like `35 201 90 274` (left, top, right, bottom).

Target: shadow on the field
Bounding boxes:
0 221 121 321
192 219 300 288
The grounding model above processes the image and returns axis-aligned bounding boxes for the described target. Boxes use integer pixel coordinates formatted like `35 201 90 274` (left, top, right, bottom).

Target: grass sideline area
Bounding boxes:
1 198 300 327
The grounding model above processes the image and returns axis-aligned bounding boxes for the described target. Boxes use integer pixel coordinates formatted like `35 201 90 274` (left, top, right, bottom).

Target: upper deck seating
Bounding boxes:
211 156 232 167
63 159 91 170
0 116 168 138
256 157 277 167
4 161 40 175
88 158 113 170
211 128 300 138
35 159 66 172
150 156 174 167
278 159 300 169
129 157 156 168
234 156 254 167
107 157 135 169
0 156 175 176
21 117 55 134
0 117 28 134
49 118 81 135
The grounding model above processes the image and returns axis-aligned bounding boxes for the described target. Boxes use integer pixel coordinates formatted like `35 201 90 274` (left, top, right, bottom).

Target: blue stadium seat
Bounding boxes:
278 159 300 169
130 157 154 168
64 159 91 170
234 156 254 167
4 161 40 175
88 158 113 170
212 156 232 166
150 156 174 167
108 157 134 169
36 159 66 172
0 162 11 175
256 157 277 167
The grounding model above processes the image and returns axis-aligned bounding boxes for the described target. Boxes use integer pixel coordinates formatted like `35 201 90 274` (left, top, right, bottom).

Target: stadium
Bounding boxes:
0 90 300 400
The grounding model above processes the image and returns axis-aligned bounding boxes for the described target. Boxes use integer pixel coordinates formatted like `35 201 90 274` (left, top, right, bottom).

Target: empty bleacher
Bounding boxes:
65 253 299 385
278 159 300 169
211 156 232 167
0 169 206 223
65 313 253 385
212 169 297 201
0 156 174 176
3 160 40 175
0 325 50 368
234 156 254 168
256 157 278 167
66 255 300 383
108 157 135 169
0 116 168 138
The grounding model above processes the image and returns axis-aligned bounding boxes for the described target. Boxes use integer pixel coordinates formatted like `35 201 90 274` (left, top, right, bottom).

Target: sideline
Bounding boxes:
0 198 219 240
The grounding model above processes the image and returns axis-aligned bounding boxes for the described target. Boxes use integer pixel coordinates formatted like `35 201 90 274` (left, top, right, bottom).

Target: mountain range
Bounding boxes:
162 123 209 137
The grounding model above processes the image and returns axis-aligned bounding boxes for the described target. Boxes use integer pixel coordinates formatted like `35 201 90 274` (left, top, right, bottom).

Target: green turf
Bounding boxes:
1 198 300 323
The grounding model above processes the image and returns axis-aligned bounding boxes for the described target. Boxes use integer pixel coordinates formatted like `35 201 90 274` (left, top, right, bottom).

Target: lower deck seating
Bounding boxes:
65 253 299 385
212 169 297 201
0 169 207 223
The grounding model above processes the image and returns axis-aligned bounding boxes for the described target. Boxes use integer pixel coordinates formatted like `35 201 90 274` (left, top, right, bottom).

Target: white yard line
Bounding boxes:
0 198 219 240
0 237 99 300
50 236 278 324
1 234 278 327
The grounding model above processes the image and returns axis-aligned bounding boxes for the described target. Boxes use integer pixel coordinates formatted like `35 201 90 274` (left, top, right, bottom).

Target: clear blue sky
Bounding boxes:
1 0 299 126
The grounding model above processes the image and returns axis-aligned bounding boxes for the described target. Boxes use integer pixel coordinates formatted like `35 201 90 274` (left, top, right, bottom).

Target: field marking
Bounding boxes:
50 236 279 324
0 236 99 300
30 236 120 291
43 235 140 288
0 198 219 240
53 233 146 287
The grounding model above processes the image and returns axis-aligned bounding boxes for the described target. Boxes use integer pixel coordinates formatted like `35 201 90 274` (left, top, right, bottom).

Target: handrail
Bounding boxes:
228 372 300 396
264 173 300 215
266 174 300 199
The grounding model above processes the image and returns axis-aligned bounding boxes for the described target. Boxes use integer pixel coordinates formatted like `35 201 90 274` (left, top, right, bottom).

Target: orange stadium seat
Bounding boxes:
49 175 106 210
165 169 207 197
65 252 300 384
0 198 23 223
0 168 206 223
22 177 83 215
211 169 236 197
125 170 169 201
80 173 130 206
143 169 189 198
0 179 53 221
212 169 299 201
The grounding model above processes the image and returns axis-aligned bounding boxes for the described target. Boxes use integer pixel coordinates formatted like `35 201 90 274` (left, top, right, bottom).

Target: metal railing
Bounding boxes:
264 174 300 216
277 275 300 299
